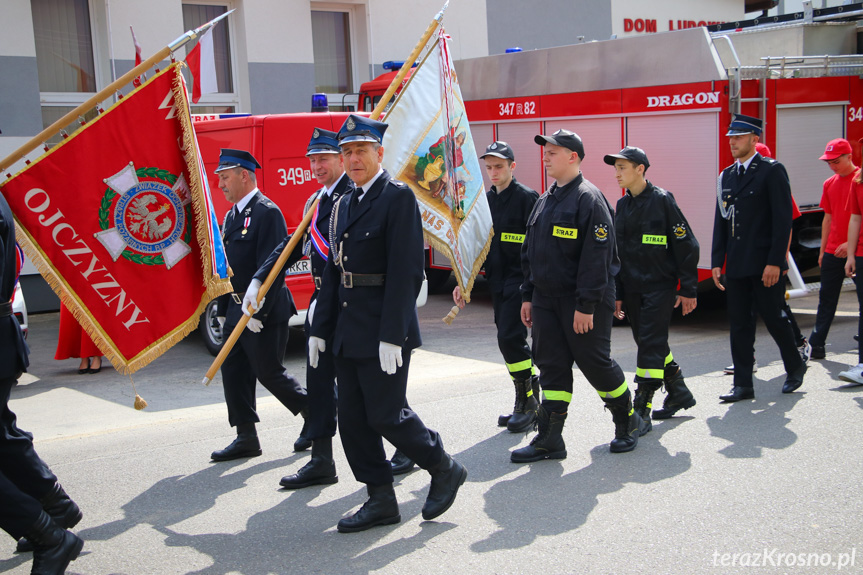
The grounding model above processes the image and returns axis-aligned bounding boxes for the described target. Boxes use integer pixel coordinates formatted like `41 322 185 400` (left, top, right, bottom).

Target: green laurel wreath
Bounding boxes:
98 167 192 266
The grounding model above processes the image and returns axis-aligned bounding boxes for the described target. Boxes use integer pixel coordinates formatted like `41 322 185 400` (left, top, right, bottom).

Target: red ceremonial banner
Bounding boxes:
0 64 232 373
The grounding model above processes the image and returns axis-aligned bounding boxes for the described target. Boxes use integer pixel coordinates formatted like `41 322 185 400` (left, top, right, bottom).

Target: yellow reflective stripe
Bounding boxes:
636 367 664 379
543 390 572 403
501 232 525 243
597 380 628 398
531 365 538 376
506 359 533 373
552 226 578 239
642 234 667 245
664 352 674 366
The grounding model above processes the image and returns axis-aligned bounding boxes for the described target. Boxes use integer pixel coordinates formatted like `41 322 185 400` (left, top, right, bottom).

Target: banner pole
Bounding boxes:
369 1 448 120
0 10 234 175
202 198 320 385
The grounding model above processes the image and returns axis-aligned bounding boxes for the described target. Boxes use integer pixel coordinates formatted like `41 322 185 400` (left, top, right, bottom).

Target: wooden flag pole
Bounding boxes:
0 10 234 175
201 1 449 385
202 198 319 385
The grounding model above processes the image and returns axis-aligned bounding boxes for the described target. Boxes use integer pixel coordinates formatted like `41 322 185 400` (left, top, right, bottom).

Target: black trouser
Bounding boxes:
334 353 444 486
0 377 57 540
220 319 307 427
809 252 847 347
782 302 805 348
491 279 533 380
623 289 676 382
726 275 804 388
304 304 337 440
531 289 628 413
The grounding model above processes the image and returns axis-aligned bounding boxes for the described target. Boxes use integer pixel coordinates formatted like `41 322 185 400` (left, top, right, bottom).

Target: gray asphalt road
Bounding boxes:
2 279 862 575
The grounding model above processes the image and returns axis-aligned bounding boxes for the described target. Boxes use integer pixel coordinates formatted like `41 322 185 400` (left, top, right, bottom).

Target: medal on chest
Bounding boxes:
242 207 251 235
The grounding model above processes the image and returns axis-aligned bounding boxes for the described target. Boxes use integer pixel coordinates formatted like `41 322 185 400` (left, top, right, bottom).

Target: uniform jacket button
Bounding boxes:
344 232 349 238
343 256 348 261
342 301 348 308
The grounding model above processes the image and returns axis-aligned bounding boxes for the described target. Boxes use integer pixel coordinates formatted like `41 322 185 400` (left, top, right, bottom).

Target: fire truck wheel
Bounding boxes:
199 299 224 357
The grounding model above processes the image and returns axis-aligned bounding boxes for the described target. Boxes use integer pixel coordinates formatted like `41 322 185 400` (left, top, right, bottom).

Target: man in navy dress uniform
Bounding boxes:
309 115 467 533
0 192 84 573
211 148 308 461
711 115 807 402
245 129 352 489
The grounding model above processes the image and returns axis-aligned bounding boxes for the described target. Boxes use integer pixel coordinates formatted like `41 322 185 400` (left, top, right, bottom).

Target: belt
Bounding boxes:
231 291 245 305
313 276 322 290
0 300 11 318
341 272 385 288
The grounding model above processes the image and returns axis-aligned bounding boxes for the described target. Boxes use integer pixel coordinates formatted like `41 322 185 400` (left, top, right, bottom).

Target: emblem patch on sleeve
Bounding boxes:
594 223 609 242
672 223 688 239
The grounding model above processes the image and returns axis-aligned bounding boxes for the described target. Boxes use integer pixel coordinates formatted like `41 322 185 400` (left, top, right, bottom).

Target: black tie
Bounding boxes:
738 164 745 178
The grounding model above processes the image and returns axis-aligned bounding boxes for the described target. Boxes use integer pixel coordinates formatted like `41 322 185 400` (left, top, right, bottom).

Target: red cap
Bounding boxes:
820 138 852 161
755 143 772 158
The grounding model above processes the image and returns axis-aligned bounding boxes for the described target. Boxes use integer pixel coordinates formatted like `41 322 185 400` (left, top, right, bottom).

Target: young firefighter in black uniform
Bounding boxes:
605 146 698 429
211 149 308 461
514 129 650 463
453 141 540 432
245 129 352 489
309 115 466 533
0 192 84 573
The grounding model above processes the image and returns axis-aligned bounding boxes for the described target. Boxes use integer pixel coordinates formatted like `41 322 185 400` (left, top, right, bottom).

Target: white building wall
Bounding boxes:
611 0 745 37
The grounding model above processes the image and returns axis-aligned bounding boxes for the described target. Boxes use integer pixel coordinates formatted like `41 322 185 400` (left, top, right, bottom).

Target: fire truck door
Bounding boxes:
496 121 545 194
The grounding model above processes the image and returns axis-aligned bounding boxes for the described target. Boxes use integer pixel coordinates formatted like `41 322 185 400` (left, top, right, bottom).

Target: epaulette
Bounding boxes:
391 180 408 189
761 156 778 165
264 200 276 208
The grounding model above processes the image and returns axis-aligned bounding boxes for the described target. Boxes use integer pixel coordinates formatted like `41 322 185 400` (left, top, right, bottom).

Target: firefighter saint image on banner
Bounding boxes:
0 63 232 374
382 28 493 300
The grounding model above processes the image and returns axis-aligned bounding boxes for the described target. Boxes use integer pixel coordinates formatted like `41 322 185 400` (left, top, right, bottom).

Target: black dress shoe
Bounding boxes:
337 484 400 533
782 363 807 394
719 386 755 402
211 434 262 461
810 345 826 360
422 454 467 520
390 449 415 475
77 358 90 375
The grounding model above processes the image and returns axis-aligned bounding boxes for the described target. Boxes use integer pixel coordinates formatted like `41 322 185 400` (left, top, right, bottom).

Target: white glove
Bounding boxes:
246 317 263 333
242 279 264 317
379 342 403 375
217 316 225 329
307 299 317 326
309 336 326 369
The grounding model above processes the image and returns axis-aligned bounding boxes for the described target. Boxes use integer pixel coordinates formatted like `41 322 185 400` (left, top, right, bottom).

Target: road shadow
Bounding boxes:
470 418 692 553
705 380 803 459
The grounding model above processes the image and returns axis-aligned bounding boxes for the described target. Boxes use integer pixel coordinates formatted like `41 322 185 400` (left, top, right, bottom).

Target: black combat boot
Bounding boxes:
507 376 539 433
422 453 468 520
211 422 262 461
25 510 84 575
653 365 696 419
606 394 650 453
17 483 82 553
390 449 415 475
511 405 567 463
279 437 338 489
337 483 401 533
293 411 312 452
632 378 663 433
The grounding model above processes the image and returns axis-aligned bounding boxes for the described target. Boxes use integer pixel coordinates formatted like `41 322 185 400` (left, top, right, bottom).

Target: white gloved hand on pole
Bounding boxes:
309 336 326 368
379 342 403 375
246 317 263 333
242 279 264 317
307 299 317 326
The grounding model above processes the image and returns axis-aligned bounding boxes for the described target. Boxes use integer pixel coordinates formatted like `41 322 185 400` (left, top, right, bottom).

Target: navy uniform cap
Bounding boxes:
534 129 585 160
726 114 762 137
338 114 388 145
215 148 262 173
307 128 340 156
480 141 515 161
603 146 650 169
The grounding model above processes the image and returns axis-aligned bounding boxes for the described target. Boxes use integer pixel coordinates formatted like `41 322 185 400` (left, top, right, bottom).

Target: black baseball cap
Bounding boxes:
480 141 515 161
603 146 650 169
534 129 584 160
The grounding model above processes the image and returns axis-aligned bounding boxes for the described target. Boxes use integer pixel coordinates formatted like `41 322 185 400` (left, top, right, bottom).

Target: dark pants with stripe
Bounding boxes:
491 279 533 381
531 289 627 413
220 319 307 427
623 289 676 382
334 353 444 486
304 302 338 440
809 252 848 347
0 376 57 540
726 275 804 388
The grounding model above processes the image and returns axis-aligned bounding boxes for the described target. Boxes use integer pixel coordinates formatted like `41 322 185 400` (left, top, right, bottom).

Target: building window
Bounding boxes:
182 2 236 112
312 10 354 110
31 0 97 93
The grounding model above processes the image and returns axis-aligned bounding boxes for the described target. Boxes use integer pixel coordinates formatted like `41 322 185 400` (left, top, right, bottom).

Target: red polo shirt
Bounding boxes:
821 169 857 254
